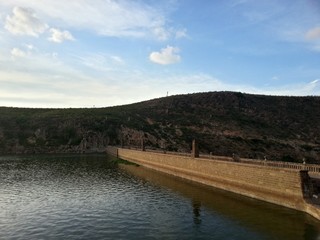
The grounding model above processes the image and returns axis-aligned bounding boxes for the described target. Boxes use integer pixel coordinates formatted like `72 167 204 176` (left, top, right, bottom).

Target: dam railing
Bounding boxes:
113 146 320 173
200 154 320 173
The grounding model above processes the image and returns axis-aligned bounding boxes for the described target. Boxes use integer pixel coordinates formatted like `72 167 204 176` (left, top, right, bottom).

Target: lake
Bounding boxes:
0 154 320 240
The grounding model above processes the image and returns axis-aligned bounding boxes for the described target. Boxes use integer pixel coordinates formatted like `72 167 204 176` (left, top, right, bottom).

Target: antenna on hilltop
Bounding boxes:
166 91 168 97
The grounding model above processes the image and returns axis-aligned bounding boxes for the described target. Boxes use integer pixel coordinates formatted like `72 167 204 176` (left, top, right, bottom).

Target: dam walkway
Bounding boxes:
119 146 320 174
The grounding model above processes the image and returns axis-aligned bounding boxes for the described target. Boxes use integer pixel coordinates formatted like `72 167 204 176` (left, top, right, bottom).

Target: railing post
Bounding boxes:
191 139 199 158
300 170 312 199
141 138 145 151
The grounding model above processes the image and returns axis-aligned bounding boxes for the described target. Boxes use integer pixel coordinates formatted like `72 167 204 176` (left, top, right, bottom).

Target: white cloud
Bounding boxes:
305 27 320 40
149 46 181 65
48 28 75 43
5 6 48 37
310 79 320 85
5 6 75 43
297 79 320 95
1 46 319 108
0 1 175 40
1 1 187 46
11 47 26 57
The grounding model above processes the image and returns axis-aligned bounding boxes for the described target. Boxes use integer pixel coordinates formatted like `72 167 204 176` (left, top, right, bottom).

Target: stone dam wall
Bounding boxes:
107 147 320 220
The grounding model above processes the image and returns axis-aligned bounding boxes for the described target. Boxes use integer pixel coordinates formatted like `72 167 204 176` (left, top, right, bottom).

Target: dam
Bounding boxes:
107 145 320 221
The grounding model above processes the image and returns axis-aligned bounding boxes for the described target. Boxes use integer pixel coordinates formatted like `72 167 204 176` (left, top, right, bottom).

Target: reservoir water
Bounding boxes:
1 154 320 240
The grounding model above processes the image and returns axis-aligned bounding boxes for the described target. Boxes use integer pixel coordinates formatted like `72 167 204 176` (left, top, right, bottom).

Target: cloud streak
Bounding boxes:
1 48 319 108
0 0 182 41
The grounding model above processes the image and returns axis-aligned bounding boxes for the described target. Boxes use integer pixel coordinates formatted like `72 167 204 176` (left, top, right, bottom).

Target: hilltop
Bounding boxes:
0 91 319 163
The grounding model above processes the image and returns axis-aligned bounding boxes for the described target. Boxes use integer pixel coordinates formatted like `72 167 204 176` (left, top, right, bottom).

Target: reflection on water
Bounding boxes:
120 164 320 240
192 199 202 225
0 154 320 240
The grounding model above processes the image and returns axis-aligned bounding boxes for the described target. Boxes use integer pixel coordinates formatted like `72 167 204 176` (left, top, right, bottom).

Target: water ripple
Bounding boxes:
1 154 320 240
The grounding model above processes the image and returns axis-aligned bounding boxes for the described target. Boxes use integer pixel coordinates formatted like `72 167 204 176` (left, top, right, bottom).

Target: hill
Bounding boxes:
0 91 319 163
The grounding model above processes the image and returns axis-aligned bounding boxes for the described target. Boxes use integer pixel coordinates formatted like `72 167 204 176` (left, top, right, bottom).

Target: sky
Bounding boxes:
0 0 320 108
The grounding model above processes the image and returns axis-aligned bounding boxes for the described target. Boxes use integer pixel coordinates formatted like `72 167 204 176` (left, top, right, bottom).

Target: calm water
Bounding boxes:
1 154 320 240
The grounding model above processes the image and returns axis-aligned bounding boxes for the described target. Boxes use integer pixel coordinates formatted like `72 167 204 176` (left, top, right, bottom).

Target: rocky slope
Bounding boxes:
0 92 319 163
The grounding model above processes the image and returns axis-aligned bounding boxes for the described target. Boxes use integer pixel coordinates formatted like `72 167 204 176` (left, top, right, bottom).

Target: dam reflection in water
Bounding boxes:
120 164 320 240
0 154 320 240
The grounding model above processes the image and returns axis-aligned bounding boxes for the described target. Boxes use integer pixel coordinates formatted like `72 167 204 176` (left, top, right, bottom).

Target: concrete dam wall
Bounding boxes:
107 146 320 220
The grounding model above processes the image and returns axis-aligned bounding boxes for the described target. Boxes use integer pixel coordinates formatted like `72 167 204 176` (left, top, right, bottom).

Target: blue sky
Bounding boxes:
0 0 319 108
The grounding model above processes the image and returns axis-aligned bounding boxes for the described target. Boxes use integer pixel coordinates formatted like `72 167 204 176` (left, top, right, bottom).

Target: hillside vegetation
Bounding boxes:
0 92 319 163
